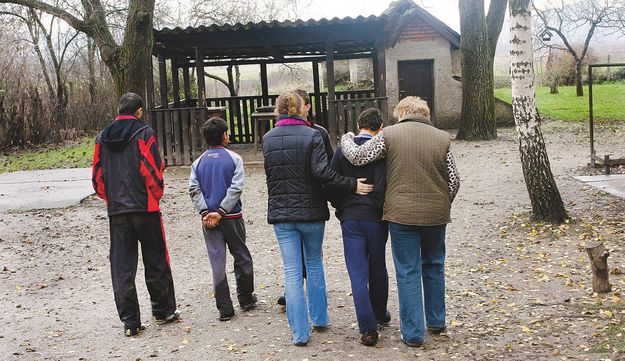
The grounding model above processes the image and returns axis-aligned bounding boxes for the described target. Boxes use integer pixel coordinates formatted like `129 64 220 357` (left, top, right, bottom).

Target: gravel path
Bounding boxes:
1 121 624 361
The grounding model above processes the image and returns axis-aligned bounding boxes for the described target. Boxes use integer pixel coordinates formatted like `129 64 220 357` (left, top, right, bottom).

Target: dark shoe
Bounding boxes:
376 311 391 325
219 311 235 321
277 296 286 306
241 294 258 311
401 336 423 348
427 325 447 335
313 324 330 332
293 341 308 346
124 324 145 337
154 309 181 325
361 330 378 346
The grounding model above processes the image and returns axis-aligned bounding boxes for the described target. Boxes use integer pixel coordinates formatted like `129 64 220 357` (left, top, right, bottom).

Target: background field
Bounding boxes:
495 82 625 122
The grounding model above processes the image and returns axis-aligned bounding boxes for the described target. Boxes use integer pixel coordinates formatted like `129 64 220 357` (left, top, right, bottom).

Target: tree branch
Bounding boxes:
0 0 92 35
486 0 508 53
204 71 233 94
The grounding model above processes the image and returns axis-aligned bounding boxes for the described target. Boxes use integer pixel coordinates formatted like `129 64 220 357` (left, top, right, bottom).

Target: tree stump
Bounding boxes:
585 242 612 293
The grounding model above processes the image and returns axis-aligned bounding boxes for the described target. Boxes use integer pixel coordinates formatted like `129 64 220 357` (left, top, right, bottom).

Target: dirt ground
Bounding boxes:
1 120 624 361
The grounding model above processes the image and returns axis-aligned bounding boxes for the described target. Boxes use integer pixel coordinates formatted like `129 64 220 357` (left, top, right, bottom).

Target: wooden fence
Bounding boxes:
149 90 383 166
170 89 375 144
147 107 226 166
332 97 389 134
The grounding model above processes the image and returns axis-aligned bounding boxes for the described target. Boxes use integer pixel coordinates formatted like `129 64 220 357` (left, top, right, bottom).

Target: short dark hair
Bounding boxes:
118 92 144 115
202 117 228 146
357 108 384 131
293 89 311 106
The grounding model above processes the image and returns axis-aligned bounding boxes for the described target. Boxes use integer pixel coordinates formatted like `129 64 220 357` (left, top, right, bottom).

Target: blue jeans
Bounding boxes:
273 222 330 344
389 222 446 343
341 220 389 334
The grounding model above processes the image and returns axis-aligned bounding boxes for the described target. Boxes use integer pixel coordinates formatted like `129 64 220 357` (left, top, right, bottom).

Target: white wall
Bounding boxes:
385 36 462 128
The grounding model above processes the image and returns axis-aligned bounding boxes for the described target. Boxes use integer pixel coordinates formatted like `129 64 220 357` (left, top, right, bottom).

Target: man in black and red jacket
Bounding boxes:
92 92 179 337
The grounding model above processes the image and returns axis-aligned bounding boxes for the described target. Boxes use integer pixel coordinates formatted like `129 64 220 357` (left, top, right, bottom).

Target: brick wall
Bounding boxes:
397 22 441 43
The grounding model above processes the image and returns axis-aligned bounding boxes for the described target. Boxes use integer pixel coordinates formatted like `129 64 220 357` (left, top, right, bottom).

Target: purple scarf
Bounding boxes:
275 117 307 127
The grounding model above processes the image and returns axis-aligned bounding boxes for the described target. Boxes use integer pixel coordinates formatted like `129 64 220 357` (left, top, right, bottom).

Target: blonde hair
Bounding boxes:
393 96 430 120
275 91 304 117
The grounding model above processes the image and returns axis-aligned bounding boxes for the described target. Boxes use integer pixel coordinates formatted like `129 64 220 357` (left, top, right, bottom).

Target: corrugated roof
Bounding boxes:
157 15 389 36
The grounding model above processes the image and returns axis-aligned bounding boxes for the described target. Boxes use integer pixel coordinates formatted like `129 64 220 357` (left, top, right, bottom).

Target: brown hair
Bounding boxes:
293 89 311 105
275 91 304 117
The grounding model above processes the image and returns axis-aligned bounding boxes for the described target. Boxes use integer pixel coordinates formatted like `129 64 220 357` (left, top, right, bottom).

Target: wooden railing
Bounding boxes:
331 97 388 134
147 90 381 165
147 107 226 166
168 89 375 143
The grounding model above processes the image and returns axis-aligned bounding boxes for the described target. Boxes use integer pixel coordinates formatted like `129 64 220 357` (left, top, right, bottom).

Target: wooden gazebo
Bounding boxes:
147 13 413 165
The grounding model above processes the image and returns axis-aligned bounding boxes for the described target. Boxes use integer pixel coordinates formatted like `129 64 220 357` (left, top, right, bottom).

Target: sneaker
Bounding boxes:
277 296 286 306
361 330 378 346
427 325 447 335
376 311 391 325
124 324 145 337
293 341 308 347
219 311 235 321
401 336 423 348
154 309 181 325
241 294 258 311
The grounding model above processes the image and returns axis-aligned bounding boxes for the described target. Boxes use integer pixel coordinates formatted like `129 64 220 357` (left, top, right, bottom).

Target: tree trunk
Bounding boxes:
226 65 236 96
509 0 568 224
585 242 611 293
234 64 241 96
457 0 507 140
549 77 559 94
575 61 583 96
112 0 155 99
87 37 97 104
0 0 156 101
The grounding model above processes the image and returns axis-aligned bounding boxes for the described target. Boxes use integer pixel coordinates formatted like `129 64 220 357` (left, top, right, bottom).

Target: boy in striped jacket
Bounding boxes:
189 117 256 321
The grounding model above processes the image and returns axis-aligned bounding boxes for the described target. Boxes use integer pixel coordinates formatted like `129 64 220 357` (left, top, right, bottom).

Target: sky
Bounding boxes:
300 0 461 31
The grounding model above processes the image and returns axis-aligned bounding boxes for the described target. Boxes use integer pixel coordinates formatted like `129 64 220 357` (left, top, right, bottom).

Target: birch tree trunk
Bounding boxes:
509 0 568 224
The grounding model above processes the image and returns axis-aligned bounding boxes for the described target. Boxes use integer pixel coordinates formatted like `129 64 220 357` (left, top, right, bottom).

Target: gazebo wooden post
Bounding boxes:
312 61 322 125
260 62 269 105
375 39 387 120
146 55 155 109
195 48 206 107
158 53 168 108
325 41 337 146
372 50 379 97
182 66 192 106
171 58 181 108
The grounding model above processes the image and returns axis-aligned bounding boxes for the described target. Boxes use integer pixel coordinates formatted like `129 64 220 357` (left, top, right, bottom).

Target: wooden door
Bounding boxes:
398 60 434 115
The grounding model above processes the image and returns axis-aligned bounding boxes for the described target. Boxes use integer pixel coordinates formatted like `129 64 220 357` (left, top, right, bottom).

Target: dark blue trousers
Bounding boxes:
340 220 389 334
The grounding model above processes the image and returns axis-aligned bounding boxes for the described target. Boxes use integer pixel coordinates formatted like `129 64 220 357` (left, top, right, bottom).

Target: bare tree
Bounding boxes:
0 0 156 98
509 0 568 223
533 0 625 96
456 0 508 141
1 8 80 128
188 0 311 96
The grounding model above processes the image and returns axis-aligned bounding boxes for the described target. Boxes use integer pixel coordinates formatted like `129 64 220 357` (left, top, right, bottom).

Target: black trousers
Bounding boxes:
109 212 177 328
202 217 254 315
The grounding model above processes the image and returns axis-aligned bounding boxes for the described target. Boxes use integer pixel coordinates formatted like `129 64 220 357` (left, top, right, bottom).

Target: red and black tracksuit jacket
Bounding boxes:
92 115 176 328
92 115 164 215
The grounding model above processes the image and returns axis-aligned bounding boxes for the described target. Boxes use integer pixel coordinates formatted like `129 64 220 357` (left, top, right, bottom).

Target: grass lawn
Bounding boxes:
0 137 94 174
494 82 625 122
